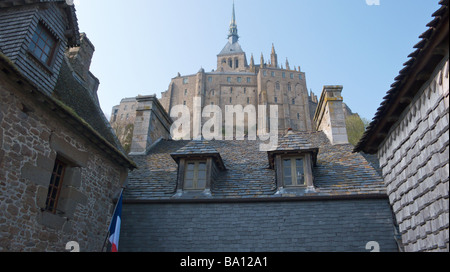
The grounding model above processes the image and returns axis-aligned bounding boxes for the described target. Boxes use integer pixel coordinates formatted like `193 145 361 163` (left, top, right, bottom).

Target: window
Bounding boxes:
230 97 232 103
183 78 189 84
263 71 267 77
235 59 239 68
228 59 232 68
297 113 300 120
247 77 251 83
45 159 66 213
230 87 233 94
274 97 278 103
184 162 207 190
211 90 215 96
292 98 295 105
290 73 294 79
227 77 232 83
208 76 213 82
282 72 286 78
28 23 58 66
271 71 275 77
247 97 250 104
282 158 305 187
184 89 188 96
299 74 303 80
288 83 292 91
183 101 187 106
244 88 246 94
237 77 242 83
276 82 280 90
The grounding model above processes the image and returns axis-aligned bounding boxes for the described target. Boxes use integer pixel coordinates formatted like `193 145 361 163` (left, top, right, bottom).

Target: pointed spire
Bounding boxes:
228 1 239 44
270 43 278 68
250 54 255 67
260 53 265 67
286 58 290 70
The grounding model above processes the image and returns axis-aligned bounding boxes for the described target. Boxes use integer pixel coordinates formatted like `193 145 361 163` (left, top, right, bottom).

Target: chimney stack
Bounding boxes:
313 86 349 145
129 95 173 155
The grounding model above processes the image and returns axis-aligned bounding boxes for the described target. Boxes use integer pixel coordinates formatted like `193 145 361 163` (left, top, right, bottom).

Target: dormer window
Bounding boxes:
267 132 319 193
171 141 226 197
28 23 58 67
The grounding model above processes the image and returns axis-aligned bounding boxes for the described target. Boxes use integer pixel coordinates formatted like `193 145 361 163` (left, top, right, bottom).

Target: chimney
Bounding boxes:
66 33 95 81
129 95 173 155
313 86 349 145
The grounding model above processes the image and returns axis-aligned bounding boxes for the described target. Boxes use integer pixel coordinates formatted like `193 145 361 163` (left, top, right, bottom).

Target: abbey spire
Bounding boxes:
228 1 239 44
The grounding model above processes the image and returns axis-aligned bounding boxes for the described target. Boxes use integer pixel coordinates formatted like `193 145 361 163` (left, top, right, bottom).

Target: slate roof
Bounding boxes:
355 0 449 154
218 41 245 56
124 131 386 201
0 0 80 46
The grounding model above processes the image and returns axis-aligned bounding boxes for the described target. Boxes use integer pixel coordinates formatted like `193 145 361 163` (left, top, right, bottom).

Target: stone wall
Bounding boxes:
0 71 126 252
120 199 398 252
378 57 449 252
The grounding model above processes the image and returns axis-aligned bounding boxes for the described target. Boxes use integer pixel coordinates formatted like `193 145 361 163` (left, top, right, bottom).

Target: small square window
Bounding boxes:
271 71 275 77
183 78 189 84
282 72 286 78
247 77 251 83
290 73 294 79
237 77 242 83
208 77 212 82
263 71 267 77
227 77 232 83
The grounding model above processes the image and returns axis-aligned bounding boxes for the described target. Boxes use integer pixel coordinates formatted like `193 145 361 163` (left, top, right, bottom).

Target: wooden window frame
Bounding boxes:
282 157 305 187
28 23 58 68
276 154 314 189
183 160 208 191
45 159 67 214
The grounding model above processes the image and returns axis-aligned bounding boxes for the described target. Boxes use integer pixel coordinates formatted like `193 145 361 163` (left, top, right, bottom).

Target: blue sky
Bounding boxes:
74 0 440 121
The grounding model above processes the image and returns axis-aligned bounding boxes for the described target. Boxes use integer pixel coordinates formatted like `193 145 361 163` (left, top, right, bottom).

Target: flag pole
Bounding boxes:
101 187 125 252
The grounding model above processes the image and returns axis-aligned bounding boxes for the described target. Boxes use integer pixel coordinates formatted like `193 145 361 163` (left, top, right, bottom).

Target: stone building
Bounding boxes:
0 0 135 252
355 1 449 252
159 3 313 134
119 86 399 252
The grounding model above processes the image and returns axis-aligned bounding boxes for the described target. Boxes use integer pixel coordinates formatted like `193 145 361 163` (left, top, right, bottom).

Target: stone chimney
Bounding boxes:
66 33 95 81
65 33 99 96
129 95 173 155
313 86 349 145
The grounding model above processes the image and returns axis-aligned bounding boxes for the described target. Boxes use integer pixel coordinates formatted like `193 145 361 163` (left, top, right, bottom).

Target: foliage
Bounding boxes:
346 114 368 146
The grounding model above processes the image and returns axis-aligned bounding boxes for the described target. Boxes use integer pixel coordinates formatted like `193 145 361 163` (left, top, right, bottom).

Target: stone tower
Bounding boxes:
156 3 316 134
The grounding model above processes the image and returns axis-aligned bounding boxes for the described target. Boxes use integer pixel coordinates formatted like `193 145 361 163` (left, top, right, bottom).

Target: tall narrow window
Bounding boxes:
45 159 66 213
184 162 207 190
28 23 58 66
235 59 239 68
283 158 304 187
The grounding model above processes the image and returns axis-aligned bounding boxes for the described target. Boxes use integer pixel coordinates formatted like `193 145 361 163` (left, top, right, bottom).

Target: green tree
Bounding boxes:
346 114 366 146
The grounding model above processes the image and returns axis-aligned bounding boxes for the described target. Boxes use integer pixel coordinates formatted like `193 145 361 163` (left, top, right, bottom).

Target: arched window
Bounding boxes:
235 59 239 68
228 58 233 68
276 82 280 90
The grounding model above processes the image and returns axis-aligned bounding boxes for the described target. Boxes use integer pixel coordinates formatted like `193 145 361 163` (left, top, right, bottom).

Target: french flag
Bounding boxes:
108 191 123 252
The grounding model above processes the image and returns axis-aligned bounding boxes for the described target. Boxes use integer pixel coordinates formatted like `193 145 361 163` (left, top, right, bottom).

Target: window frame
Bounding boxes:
45 159 67 214
183 161 208 191
28 22 59 69
281 157 305 187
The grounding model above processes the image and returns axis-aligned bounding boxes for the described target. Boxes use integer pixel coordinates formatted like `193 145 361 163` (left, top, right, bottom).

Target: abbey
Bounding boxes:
159 3 314 133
